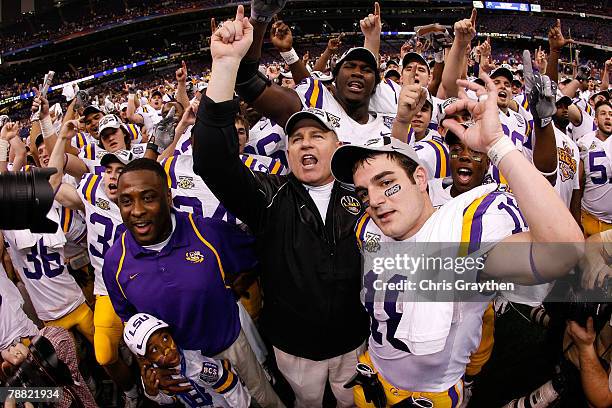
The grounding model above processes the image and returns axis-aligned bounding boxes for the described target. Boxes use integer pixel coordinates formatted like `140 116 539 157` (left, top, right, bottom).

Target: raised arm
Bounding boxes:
193 5 274 232
602 59 611 91
361 2 381 64
443 74 584 285
269 20 310 84
392 70 426 143
0 122 20 172
126 83 144 126
174 61 190 110
48 120 85 211
313 35 342 72
545 19 574 84
441 9 477 98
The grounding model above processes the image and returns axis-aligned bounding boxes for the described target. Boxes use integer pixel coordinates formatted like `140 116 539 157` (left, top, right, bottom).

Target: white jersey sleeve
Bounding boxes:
413 137 450 180
136 104 162 133
0 265 39 350
577 132 612 222
488 109 530 184
2 207 85 322
369 79 400 115
244 117 288 166
567 106 597 142
427 178 453 208
77 173 126 296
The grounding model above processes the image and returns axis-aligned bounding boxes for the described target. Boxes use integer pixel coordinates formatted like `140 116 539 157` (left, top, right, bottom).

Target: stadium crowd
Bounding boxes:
1 1 612 407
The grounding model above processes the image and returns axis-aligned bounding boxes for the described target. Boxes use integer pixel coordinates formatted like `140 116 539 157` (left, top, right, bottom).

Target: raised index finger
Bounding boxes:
405 69 416 86
470 8 477 27
374 2 380 16
235 4 245 21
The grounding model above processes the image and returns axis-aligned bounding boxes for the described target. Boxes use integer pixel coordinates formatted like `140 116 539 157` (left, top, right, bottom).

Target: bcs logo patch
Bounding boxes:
199 362 219 384
178 176 195 190
96 198 110 210
132 146 144 155
383 116 394 129
341 195 361 215
185 250 204 263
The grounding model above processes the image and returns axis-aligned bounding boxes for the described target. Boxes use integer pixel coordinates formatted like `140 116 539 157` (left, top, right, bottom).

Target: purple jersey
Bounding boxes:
102 210 257 355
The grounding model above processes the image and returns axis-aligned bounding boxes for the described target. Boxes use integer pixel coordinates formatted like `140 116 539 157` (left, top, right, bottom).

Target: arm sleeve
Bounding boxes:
192 96 270 233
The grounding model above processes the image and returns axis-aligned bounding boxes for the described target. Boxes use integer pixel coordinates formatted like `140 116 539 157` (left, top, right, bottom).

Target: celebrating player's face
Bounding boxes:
145 329 180 368
37 144 49 167
100 128 127 152
411 103 433 140
117 169 173 246
287 123 340 186
448 141 489 195
335 60 377 105
492 77 512 110
596 104 612 136
354 154 429 240
401 62 430 86
150 95 163 110
85 112 103 138
102 162 124 201
235 120 249 154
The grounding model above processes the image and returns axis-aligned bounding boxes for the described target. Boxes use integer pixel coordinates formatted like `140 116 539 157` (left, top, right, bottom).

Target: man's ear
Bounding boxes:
414 166 429 192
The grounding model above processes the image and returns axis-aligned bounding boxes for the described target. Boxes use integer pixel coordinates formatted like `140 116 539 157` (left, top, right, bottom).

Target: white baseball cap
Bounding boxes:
98 114 126 137
284 108 336 136
123 313 169 357
331 136 422 185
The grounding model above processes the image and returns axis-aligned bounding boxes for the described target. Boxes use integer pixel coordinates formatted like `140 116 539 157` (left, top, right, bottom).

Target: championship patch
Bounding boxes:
327 113 341 128
341 195 361 215
364 232 381 253
384 184 401 197
177 176 195 190
96 198 110 210
557 142 577 182
185 250 204 263
199 362 219 384
132 146 144 155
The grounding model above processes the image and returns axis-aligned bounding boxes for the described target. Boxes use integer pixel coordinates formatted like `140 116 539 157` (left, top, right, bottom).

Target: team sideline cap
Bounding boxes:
83 105 103 117
490 67 514 83
98 114 126 137
331 136 422 185
100 150 133 167
401 52 430 73
284 108 336 136
123 313 169 357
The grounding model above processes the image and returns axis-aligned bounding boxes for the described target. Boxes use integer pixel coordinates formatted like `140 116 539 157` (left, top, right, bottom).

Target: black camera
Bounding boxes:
0 167 58 233
547 283 612 333
6 336 73 388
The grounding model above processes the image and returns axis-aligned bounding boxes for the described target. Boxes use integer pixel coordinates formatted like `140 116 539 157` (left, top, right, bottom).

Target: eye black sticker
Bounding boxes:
385 184 401 197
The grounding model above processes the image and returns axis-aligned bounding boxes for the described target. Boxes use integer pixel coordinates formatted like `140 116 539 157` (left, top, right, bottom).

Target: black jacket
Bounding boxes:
192 96 369 360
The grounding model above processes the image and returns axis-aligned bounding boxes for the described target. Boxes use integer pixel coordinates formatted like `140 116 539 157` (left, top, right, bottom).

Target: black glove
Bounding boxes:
251 0 288 23
576 65 590 82
344 363 386 408
151 106 176 151
391 396 434 408
523 50 557 128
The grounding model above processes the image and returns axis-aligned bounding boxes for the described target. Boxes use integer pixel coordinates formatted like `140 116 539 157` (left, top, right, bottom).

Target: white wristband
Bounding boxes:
487 136 516 168
280 48 300 65
40 116 55 139
0 139 9 162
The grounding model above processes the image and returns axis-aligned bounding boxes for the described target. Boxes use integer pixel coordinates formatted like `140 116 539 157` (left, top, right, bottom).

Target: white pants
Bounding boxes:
274 343 366 408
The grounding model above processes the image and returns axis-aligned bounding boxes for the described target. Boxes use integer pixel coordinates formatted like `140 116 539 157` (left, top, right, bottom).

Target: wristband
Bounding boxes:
539 167 558 177
147 141 161 155
280 48 300 66
0 139 9 162
487 135 517 168
40 116 55 139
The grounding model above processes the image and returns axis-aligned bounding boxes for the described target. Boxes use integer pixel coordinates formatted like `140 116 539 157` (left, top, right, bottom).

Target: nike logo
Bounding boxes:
380 132 391 137
129 274 139 280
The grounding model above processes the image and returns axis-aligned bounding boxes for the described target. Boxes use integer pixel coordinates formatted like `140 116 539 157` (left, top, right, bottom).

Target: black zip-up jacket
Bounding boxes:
192 96 369 360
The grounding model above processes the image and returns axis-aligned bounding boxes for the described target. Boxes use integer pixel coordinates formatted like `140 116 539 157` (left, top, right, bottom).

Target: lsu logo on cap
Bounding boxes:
186 250 204 263
341 195 361 215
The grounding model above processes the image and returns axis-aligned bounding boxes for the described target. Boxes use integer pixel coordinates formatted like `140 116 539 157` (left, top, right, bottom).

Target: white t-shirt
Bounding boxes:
304 182 334 223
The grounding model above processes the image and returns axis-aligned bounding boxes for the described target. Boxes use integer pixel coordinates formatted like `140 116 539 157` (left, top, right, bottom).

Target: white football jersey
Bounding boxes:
124 123 144 144
487 109 530 184
296 78 410 145
2 207 85 322
174 125 194 156
0 265 39 350
78 143 146 175
427 177 453 208
413 132 450 180
136 104 162 133
577 131 612 222
161 153 287 224
552 127 581 207
356 188 527 392
244 117 288 167
77 173 126 296
567 106 597 142
71 131 97 150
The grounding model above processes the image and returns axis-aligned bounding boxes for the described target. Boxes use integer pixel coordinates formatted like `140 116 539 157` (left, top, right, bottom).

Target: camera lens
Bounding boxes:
0 167 58 233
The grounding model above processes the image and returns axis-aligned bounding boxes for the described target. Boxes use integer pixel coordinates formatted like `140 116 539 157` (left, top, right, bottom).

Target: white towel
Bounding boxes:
394 184 498 355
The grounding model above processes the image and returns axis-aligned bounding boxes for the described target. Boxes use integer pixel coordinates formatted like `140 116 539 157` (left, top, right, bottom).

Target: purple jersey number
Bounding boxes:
23 240 65 280
588 151 612 185
89 213 126 259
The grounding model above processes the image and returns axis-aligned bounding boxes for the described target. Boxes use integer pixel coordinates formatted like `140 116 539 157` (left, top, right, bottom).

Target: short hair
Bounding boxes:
235 114 250 138
118 158 168 191
595 100 612 113
352 151 418 183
